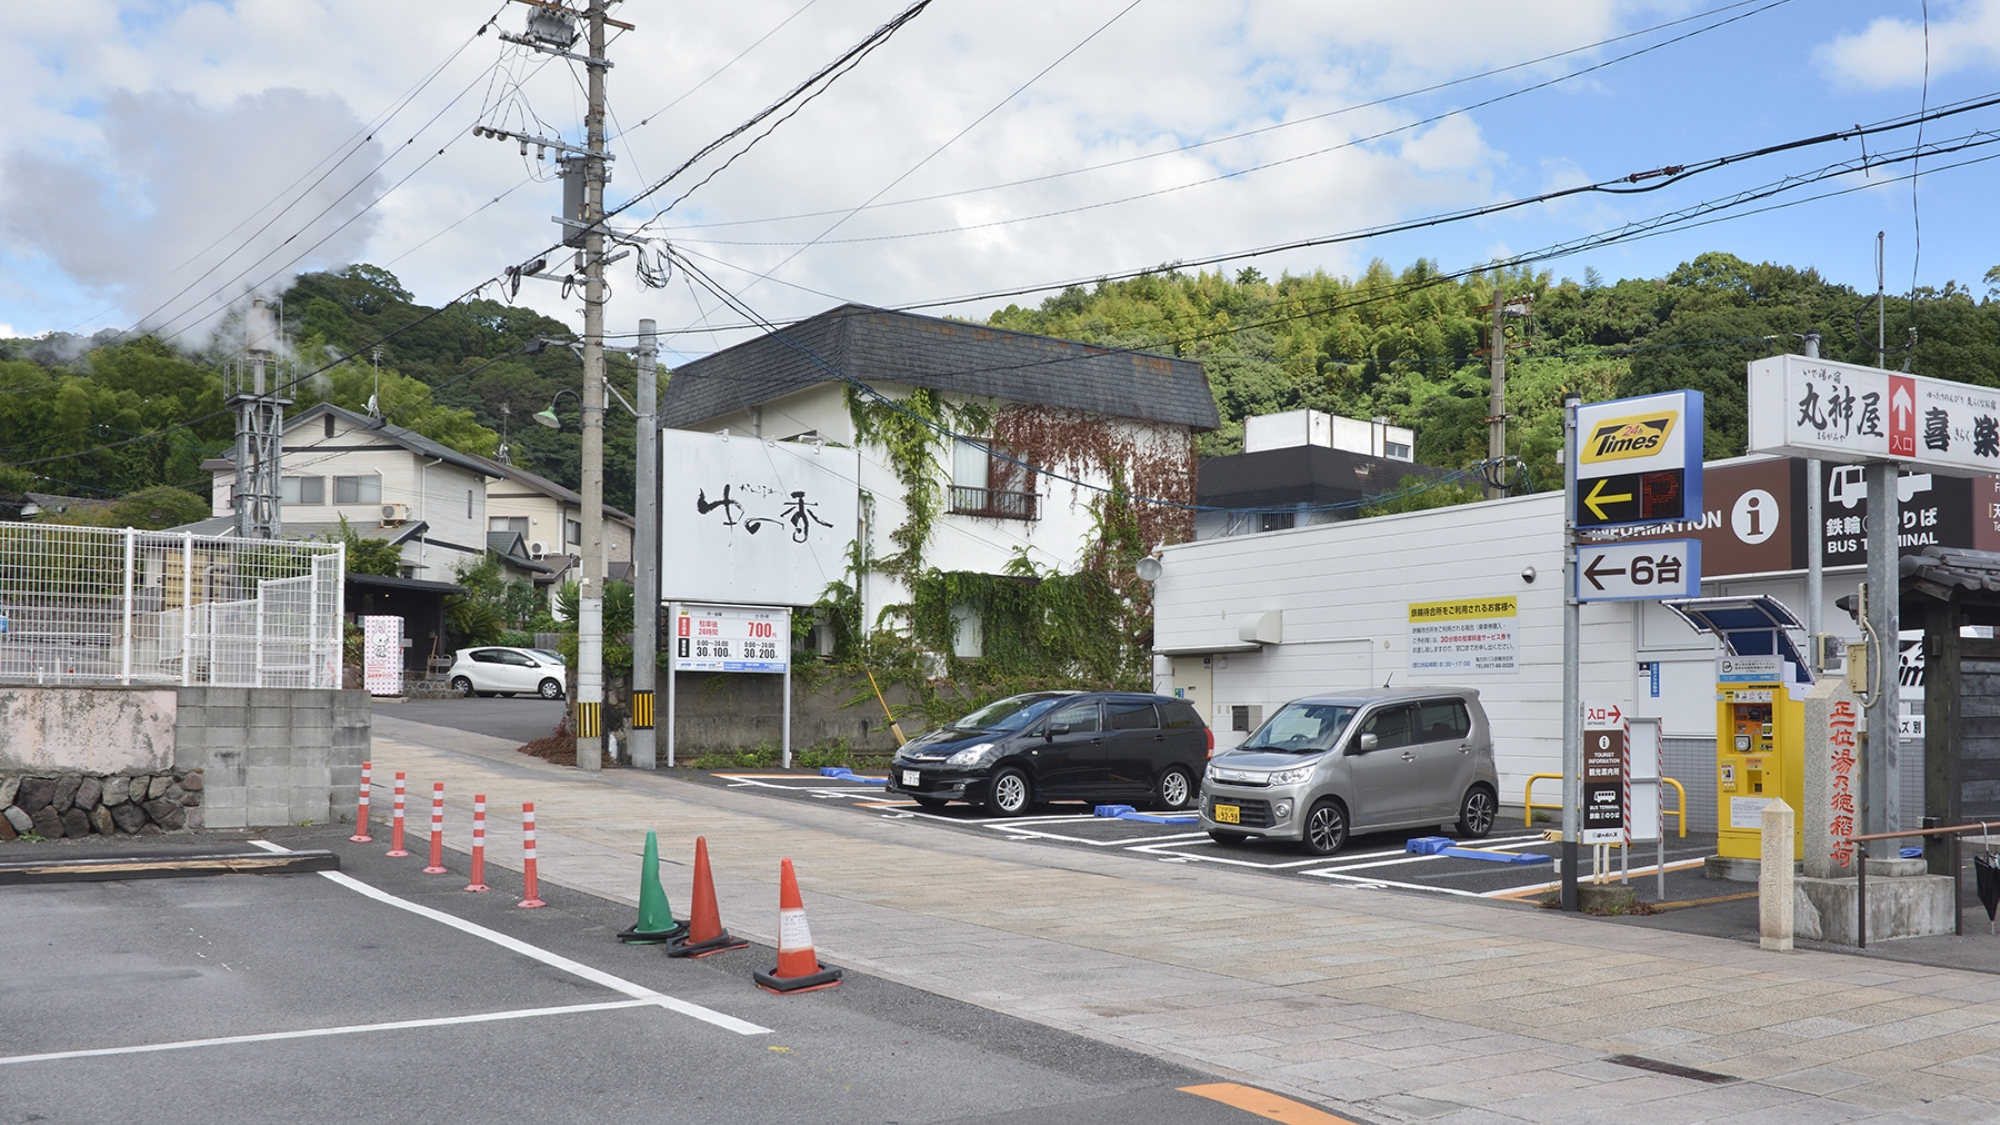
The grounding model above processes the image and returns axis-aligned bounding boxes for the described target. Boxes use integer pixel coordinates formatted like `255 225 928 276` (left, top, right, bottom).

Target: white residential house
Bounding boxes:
660 304 1219 641
470 453 636 605
199 404 500 582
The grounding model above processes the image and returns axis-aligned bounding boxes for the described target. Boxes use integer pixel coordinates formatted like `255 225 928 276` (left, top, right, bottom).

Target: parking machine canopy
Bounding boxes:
1659 595 1815 687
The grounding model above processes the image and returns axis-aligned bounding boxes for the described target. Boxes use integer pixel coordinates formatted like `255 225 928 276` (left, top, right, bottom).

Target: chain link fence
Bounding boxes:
0 525 344 689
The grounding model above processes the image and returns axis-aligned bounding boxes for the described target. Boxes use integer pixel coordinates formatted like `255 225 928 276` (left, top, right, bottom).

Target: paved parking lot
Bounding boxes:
694 771 1722 903
1 832 1341 1125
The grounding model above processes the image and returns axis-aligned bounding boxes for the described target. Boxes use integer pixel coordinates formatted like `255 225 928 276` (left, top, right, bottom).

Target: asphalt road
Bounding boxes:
694 770 1725 905
378 696 566 746
0 829 1331 1125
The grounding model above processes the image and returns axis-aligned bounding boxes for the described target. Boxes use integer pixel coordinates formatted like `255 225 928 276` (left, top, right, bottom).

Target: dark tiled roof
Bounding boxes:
660 304 1218 431
1196 446 1447 509
467 453 634 526
286 403 497 478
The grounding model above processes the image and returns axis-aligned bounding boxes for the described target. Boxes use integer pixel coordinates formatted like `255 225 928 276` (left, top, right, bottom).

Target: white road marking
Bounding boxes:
245 840 770 1036
1479 857 1708 898
1301 869 1481 895
0 1000 658 1066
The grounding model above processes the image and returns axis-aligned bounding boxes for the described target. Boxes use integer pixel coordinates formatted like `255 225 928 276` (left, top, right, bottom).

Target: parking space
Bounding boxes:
1 832 1327 1125
700 771 1722 902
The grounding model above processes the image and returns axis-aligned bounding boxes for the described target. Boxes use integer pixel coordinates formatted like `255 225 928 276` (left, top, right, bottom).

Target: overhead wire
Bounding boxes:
662 0 1795 234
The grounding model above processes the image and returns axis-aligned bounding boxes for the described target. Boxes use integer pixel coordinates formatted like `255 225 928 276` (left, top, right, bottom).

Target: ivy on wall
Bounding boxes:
820 391 1196 723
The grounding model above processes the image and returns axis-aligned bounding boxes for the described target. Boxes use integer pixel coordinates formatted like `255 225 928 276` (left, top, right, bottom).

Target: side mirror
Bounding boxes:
1047 724 1071 739
1355 733 1379 753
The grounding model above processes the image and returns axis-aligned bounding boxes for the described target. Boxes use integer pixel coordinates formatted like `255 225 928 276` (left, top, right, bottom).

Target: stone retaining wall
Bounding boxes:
0 685 370 838
0 768 204 840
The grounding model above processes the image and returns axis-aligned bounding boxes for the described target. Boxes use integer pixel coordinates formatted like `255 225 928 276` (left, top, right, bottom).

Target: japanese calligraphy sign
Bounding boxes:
672 604 791 674
1575 539 1700 602
1572 390 1704 529
1748 353 2000 476
661 428 859 605
1826 698 1859 868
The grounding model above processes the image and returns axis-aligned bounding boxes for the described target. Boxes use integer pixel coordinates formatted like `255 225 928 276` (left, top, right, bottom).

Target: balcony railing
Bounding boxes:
950 486 1037 521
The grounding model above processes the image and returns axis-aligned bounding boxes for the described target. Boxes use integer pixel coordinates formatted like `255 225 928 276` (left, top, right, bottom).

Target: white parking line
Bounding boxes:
246 841 770 1036
0 1000 658 1066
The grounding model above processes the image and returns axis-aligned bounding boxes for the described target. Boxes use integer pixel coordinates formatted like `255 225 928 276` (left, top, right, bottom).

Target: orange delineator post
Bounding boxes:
518 802 545 909
752 858 841 993
385 771 409 857
423 782 448 874
464 793 489 892
349 761 373 843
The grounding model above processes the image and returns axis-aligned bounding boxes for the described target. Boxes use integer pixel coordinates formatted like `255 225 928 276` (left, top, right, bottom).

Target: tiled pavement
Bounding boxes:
365 715 2000 1125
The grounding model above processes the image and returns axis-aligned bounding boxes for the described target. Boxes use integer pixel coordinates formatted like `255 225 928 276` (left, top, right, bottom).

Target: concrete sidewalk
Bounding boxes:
366 715 2000 1125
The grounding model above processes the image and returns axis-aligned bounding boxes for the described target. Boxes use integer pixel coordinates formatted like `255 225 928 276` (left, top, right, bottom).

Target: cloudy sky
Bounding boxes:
2 1 1996 364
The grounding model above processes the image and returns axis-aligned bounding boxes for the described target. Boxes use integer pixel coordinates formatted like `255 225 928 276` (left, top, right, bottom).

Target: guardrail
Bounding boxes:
1524 772 1686 838
1845 822 1991 948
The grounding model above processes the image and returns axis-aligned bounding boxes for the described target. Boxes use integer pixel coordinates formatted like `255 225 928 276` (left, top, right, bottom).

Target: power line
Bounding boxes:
666 0 1797 238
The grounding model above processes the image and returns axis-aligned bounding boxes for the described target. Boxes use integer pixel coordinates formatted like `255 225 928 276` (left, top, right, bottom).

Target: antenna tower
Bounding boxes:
228 297 291 539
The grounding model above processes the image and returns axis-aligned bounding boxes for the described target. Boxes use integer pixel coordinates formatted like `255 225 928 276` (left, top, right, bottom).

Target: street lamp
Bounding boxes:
531 389 582 431
524 332 662 771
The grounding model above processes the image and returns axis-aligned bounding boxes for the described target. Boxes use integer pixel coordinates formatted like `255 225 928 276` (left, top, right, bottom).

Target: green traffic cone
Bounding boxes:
618 831 687 944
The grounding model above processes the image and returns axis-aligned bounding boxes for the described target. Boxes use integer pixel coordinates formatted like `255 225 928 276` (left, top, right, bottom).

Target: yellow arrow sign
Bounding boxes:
1583 477 1633 521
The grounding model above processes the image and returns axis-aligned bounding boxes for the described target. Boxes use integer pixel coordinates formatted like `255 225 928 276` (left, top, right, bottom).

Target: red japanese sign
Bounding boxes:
1828 699 1858 867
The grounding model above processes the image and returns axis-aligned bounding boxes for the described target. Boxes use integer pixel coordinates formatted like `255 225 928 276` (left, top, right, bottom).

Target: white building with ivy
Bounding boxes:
659 304 1218 678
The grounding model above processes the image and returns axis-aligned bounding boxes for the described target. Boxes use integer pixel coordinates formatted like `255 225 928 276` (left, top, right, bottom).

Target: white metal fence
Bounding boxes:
0 525 345 689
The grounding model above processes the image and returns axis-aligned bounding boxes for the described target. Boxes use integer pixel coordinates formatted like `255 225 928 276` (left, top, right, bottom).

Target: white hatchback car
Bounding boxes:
446 646 567 699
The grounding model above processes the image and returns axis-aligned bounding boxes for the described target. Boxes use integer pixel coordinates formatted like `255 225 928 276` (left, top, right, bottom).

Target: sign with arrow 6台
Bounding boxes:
1575 539 1701 602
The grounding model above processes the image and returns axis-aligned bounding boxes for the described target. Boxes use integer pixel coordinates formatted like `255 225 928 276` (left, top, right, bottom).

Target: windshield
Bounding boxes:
1239 703 1358 754
954 694 1069 733
531 650 565 665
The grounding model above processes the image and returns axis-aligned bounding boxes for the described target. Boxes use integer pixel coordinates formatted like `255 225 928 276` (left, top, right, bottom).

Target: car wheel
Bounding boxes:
913 796 950 810
1302 798 1349 856
985 767 1032 817
1154 765 1195 811
1207 831 1248 846
451 676 473 697
538 678 563 700
1457 785 1497 839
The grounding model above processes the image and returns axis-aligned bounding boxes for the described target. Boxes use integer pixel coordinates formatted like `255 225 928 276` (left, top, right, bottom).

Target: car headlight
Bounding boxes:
1266 766 1315 786
945 742 998 768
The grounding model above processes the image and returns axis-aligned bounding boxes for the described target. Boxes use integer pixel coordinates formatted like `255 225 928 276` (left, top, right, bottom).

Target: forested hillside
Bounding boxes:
987 252 2000 495
0 264 635 520
3 252 1997 524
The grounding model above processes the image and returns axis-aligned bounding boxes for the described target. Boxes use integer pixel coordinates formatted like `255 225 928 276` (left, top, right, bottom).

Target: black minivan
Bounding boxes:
885 691 1212 816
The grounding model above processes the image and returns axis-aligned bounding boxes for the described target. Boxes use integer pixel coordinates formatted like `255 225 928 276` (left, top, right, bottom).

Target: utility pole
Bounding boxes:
573 0 609 771
1804 332 1822 668
494 0 629 768
630 320 659 770
1487 285 1507 499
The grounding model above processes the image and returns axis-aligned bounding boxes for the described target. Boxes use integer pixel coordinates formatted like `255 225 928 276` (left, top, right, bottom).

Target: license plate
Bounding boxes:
1214 804 1240 824
902 770 920 787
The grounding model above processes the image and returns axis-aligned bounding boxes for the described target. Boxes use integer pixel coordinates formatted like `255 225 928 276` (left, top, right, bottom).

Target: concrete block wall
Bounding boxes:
174 687 371 829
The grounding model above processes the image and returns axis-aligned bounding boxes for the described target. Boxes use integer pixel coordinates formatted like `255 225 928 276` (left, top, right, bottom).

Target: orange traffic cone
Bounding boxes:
751 858 842 994
667 837 749 958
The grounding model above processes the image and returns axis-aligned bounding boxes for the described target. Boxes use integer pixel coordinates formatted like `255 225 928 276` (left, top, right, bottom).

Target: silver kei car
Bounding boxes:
1198 688 1499 855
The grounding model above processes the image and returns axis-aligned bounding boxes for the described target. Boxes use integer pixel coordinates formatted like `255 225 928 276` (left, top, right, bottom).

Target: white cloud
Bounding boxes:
1816 0 2000 89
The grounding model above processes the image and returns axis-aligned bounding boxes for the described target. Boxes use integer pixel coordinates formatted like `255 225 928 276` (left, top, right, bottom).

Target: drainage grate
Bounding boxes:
1603 1054 1738 1085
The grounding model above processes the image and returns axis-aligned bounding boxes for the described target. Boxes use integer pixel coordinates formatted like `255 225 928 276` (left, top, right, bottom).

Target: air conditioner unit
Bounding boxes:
380 503 411 525
529 541 549 559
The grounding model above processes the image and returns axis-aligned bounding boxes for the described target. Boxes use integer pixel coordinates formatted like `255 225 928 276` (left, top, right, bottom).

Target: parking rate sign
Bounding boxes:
1573 391 1704 529
672 604 791 674
1581 703 1629 845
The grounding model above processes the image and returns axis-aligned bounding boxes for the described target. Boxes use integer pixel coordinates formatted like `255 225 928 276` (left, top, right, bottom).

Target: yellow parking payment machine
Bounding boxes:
1663 596 1813 860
